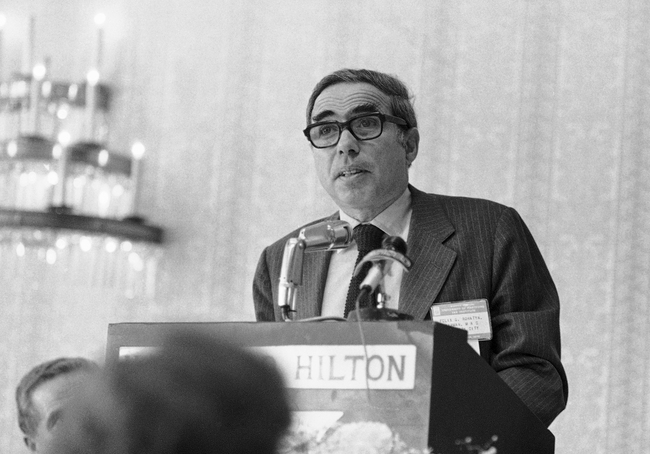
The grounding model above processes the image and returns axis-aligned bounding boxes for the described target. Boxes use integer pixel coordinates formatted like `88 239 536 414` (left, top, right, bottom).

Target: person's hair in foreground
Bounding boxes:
16 357 99 442
46 329 291 454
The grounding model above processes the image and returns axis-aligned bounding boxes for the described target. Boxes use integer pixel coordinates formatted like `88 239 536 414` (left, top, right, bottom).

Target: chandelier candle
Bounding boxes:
130 141 145 214
85 14 104 140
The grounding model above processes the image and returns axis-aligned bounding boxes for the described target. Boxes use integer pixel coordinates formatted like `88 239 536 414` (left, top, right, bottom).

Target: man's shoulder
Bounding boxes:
411 187 511 219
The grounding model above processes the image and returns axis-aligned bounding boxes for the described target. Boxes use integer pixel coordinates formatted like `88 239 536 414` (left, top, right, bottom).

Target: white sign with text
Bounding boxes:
253 345 417 390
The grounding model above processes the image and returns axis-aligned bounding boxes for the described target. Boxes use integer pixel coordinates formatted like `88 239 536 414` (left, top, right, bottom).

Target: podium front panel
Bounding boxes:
107 321 435 450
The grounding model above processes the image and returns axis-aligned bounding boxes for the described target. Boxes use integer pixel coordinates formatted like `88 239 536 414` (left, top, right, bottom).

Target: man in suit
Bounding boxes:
253 68 568 427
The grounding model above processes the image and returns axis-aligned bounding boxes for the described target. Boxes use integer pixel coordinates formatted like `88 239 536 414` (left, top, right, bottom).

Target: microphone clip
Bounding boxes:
352 249 412 277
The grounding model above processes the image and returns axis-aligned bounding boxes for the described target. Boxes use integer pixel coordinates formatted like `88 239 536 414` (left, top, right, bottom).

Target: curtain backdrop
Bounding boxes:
1 1 649 453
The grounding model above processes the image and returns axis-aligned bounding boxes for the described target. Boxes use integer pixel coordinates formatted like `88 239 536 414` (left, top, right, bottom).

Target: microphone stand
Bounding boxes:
346 287 414 321
278 220 353 321
278 237 304 321
346 236 414 321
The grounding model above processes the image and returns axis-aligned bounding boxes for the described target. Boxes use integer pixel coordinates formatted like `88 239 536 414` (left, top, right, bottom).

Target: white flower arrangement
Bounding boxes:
279 420 498 454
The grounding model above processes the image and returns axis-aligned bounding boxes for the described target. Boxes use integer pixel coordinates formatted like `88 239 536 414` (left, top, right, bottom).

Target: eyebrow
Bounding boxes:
311 103 380 123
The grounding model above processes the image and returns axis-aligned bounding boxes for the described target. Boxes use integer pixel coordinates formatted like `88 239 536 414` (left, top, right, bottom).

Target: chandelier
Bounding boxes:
0 13 163 299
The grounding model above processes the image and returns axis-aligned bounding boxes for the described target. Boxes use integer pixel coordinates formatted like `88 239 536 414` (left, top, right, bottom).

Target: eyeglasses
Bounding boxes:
303 112 409 149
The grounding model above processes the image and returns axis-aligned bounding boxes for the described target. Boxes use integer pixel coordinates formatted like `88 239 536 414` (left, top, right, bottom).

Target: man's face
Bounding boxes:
25 372 90 453
309 82 418 221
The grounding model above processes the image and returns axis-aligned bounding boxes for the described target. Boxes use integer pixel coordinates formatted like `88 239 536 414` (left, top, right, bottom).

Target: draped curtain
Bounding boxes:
1 1 649 452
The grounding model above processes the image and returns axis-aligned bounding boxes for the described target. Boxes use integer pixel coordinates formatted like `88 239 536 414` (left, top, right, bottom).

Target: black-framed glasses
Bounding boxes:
303 112 409 148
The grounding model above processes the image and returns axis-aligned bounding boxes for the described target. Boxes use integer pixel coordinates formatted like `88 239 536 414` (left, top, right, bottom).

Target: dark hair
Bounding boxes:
305 68 417 128
50 329 291 454
16 357 99 437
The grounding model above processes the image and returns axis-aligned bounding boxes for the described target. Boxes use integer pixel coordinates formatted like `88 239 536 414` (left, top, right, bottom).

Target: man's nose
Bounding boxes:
336 128 359 155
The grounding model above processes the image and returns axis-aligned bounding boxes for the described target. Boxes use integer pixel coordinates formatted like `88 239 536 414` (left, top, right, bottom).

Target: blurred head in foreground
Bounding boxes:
16 357 99 453
47 329 291 454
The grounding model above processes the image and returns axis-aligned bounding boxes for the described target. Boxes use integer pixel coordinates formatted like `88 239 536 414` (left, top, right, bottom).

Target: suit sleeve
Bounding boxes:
488 207 568 427
253 247 278 321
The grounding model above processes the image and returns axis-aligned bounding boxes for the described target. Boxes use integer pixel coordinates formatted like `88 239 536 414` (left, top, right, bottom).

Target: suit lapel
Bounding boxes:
295 212 339 319
296 251 331 318
399 187 457 320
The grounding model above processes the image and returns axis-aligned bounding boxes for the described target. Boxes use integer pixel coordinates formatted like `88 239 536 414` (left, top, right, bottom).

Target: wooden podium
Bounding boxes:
106 321 554 453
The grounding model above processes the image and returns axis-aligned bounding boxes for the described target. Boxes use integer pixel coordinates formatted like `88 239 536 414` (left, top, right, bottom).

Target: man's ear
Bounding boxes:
403 127 419 167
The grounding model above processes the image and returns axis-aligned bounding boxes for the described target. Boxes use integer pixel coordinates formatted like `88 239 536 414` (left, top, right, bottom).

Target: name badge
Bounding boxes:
430 299 492 341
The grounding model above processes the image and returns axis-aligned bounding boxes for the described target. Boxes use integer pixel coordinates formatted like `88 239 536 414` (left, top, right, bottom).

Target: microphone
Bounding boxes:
298 220 353 251
279 220 352 320
353 235 412 294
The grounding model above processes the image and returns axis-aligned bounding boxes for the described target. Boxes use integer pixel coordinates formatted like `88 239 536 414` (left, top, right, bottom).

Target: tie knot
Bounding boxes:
353 224 385 253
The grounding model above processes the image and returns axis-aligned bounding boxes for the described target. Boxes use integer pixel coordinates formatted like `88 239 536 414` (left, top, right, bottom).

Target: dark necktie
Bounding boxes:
344 224 385 318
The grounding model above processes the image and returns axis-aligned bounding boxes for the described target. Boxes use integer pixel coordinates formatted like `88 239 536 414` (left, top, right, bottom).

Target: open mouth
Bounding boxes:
337 168 367 178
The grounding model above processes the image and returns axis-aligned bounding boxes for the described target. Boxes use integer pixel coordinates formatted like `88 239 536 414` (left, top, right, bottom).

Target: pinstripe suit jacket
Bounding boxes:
253 185 568 427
